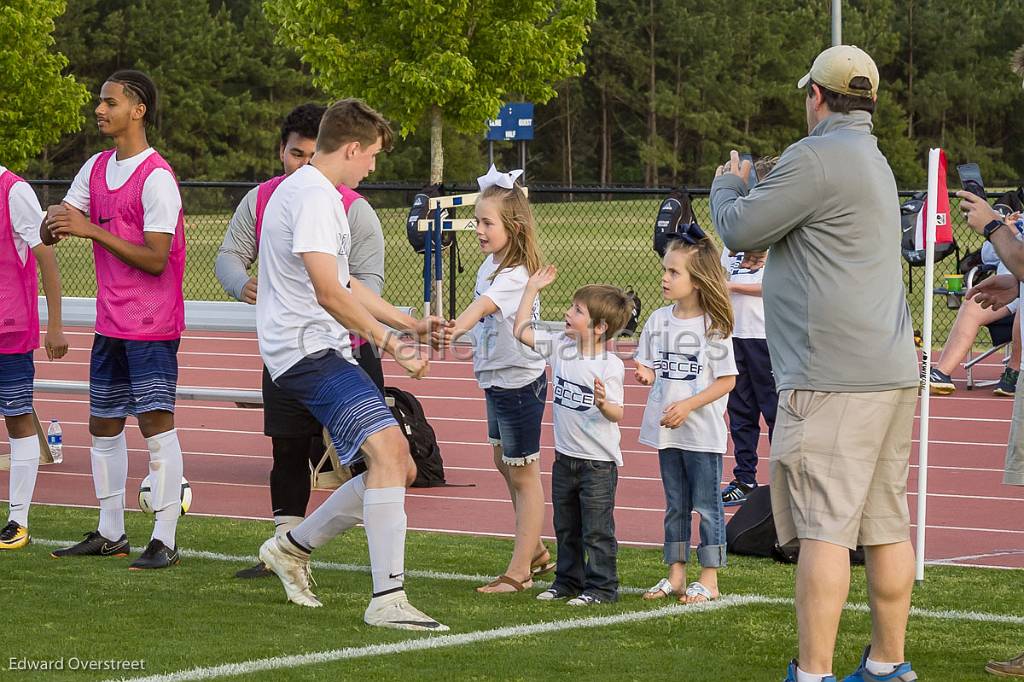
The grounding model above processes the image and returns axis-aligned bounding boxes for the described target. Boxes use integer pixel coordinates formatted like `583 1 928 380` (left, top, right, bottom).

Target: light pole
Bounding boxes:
832 0 842 46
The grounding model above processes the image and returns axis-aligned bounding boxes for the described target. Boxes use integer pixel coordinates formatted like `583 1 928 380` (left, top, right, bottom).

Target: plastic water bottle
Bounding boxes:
47 419 63 464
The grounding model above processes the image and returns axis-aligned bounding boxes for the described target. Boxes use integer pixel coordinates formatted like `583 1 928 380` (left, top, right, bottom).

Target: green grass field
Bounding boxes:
6 505 1020 681
48 196 982 339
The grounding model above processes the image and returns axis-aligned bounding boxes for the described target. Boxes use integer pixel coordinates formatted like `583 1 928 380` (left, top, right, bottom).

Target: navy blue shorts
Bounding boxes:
273 353 397 466
0 351 34 417
484 373 547 465
89 334 180 418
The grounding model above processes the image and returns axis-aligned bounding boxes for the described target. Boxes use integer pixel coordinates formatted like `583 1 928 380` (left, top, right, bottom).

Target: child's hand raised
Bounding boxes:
593 378 607 408
527 264 557 291
634 364 655 386
660 400 692 429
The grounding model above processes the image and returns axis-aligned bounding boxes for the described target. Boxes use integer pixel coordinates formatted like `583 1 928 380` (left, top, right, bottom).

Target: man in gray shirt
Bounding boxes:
215 103 387 579
711 46 919 682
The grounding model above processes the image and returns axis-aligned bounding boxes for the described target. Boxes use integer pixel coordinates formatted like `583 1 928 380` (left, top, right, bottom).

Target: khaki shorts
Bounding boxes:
1005 376 1024 486
770 387 918 550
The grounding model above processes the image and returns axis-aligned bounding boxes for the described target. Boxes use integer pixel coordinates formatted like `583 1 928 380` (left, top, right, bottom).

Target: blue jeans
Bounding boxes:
550 452 619 601
484 373 547 465
658 448 727 568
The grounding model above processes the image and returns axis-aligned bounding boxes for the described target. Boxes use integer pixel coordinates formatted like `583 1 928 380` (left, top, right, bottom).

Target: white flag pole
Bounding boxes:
915 148 940 582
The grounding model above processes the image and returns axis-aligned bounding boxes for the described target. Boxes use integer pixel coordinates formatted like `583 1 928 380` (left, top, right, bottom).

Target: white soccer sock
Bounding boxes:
796 668 833 682
146 428 184 548
274 515 305 538
8 436 40 527
865 657 900 676
289 473 366 550
92 431 128 540
363 486 407 596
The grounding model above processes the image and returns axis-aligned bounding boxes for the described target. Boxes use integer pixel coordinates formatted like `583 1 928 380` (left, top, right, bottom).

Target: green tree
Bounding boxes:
0 0 87 172
264 0 596 183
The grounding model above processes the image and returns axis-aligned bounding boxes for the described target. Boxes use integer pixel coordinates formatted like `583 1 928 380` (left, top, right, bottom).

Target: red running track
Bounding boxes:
4 326 1023 569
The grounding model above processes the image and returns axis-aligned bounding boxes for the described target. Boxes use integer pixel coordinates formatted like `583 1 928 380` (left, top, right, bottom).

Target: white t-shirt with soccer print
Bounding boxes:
471 254 546 389
635 305 738 454
535 332 625 465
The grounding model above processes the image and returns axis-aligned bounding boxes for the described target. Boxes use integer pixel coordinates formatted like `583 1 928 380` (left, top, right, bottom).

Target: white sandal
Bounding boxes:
680 581 718 603
642 577 676 600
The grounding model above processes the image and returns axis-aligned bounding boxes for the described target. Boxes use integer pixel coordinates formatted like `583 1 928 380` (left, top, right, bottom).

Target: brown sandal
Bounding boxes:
530 549 556 577
476 574 533 593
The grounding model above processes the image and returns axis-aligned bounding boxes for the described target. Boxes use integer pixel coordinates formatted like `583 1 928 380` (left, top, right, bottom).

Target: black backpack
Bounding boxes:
619 287 641 336
653 188 699 257
900 192 959 293
384 386 449 488
405 183 456 254
725 485 865 565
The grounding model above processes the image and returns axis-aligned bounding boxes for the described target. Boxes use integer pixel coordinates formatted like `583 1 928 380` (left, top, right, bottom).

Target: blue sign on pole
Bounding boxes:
486 102 534 141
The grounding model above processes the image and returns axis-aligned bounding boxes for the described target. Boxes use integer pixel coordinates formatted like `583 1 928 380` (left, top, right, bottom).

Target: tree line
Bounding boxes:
15 0 1024 188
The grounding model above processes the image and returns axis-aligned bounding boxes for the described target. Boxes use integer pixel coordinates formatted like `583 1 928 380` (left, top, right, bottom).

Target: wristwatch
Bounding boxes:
984 219 1005 241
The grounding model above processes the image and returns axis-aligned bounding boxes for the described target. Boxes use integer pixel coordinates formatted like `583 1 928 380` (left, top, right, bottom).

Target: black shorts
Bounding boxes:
262 350 385 438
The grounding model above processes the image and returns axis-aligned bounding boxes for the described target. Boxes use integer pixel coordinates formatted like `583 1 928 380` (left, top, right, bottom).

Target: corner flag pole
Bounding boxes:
915 147 940 582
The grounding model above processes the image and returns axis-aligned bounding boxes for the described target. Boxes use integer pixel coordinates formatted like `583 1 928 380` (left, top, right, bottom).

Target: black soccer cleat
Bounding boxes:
51 531 130 558
235 561 274 579
128 539 180 570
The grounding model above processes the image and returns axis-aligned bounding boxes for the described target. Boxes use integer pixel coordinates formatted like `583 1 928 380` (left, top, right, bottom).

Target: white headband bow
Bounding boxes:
477 164 524 192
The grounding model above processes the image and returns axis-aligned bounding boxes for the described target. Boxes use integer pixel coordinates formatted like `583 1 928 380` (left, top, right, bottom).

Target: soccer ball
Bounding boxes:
138 475 192 516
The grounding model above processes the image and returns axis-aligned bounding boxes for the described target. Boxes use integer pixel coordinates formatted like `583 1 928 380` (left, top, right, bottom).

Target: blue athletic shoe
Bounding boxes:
841 647 918 681
784 659 837 682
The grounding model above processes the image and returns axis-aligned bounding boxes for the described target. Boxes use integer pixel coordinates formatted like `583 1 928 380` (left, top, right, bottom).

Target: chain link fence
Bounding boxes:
28 180 991 344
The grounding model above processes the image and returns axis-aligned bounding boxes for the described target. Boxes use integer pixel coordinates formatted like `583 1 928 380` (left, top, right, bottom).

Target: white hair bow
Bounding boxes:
477 164 524 191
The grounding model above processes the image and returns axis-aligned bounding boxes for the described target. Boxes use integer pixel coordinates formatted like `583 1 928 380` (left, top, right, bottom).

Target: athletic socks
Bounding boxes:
146 428 184 548
92 431 128 540
796 669 833 682
8 435 40 527
288 473 367 550
274 515 305 538
865 657 900 676
363 486 407 596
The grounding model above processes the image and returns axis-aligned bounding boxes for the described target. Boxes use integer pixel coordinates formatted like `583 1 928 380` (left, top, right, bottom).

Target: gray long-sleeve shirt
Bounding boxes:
215 185 385 301
710 111 918 393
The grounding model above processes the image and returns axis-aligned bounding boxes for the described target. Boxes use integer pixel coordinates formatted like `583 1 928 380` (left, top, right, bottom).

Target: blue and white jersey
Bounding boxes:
721 247 766 339
635 306 738 454
537 332 624 465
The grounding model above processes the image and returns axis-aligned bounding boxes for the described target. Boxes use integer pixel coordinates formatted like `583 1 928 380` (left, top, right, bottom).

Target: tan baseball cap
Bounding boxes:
797 45 879 99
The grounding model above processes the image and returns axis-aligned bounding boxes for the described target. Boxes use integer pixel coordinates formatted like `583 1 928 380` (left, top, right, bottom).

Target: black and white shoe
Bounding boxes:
51 531 129 558
928 368 955 395
364 591 449 631
129 539 180 570
721 480 757 507
536 586 575 601
566 592 613 606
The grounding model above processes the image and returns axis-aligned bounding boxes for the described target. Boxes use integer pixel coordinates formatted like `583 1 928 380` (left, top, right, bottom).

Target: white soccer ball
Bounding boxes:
138 475 192 516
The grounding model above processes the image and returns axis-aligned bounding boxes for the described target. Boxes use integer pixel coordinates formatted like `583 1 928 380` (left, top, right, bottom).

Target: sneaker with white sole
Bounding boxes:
566 592 612 606
994 367 1019 397
364 590 449 632
258 536 321 608
928 368 955 395
536 586 575 601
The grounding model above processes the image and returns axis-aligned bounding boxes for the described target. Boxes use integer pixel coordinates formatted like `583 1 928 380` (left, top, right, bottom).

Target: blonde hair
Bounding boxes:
574 285 634 340
479 183 542 279
664 238 734 339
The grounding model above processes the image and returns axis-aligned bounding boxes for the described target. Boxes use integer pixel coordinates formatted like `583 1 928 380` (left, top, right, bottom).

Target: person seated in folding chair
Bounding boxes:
930 244 1021 397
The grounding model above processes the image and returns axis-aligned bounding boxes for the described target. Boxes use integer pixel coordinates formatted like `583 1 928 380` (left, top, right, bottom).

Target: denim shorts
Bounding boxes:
484 372 547 466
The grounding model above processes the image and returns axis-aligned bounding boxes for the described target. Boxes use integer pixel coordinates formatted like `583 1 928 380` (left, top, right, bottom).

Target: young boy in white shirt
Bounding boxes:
514 266 632 604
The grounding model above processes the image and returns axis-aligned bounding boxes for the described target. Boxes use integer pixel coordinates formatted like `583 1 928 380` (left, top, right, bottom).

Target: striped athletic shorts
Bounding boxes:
0 351 34 417
273 352 397 466
89 334 180 418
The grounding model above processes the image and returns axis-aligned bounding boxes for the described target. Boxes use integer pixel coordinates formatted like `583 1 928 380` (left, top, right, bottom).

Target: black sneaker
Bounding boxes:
129 539 180 570
721 480 757 507
994 367 1019 397
928 368 955 395
51 531 129 558
536 585 576 601
235 561 274 579
566 592 615 606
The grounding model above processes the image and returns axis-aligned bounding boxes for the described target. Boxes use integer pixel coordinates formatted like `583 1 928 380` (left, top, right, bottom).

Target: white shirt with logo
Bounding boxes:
256 164 353 379
720 247 766 339
535 332 625 465
471 254 546 389
635 305 738 454
0 165 43 263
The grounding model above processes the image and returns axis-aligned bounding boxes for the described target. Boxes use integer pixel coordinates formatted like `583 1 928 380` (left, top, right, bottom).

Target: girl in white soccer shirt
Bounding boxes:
0 164 67 550
43 71 187 570
514 268 632 605
635 230 737 604
438 166 552 593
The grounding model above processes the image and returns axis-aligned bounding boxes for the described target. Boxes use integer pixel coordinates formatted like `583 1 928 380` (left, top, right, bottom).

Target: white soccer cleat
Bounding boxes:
364 591 449 632
258 537 322 608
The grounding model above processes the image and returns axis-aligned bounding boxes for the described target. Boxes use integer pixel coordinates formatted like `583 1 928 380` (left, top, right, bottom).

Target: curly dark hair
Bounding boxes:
280 103 326 147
